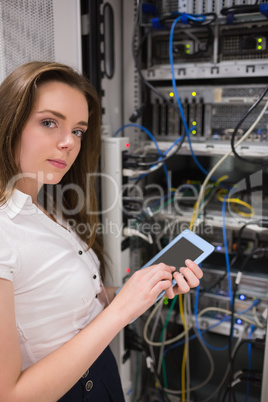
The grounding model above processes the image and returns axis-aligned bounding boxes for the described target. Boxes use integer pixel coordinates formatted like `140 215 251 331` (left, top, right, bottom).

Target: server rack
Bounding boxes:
99 1 268 401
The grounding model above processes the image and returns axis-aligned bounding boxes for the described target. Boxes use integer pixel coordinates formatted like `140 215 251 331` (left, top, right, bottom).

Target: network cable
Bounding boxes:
169 15 211 179
191 98 268 232
227 241 268 357
144 292 214 398
156 293 263 400
164 303 263 354
113 122 171 189
221 2 268 19
128 8 220 184
168 51 268 401
163 19 267 391
132 7 268 401
151 11 217 27
220 337 264 402
230 85 268 166
245 325 256 402
132 1 182 115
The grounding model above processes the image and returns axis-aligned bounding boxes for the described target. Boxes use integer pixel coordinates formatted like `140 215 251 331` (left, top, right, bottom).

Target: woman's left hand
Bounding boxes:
170 259 203 298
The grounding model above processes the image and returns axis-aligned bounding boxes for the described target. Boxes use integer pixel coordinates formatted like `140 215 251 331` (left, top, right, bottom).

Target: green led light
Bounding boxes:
164 297 169 305
186 49 190 54
192 121 197 126
258 38 262 43
192 130 197 135
258 45 262 50
192 92 196 97
186 44 190 48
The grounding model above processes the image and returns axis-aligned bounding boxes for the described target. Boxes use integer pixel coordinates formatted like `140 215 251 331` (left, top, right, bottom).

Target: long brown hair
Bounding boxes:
0 61 105 278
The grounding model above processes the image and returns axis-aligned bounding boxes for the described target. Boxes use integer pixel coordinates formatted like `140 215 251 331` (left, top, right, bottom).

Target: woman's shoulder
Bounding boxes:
0 212 20 281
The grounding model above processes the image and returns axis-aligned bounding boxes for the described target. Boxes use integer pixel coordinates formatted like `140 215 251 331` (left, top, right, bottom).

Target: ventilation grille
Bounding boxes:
153 0 268 15
211 103 268 131
0 0 55 82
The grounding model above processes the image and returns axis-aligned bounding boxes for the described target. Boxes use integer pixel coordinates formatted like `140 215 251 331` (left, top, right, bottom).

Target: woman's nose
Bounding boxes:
57 132 75 150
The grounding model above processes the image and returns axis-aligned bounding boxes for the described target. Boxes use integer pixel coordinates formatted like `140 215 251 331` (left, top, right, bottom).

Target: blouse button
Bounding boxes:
82 369 89 378
78 250 83 255
93 274 97 279
85 380 93 391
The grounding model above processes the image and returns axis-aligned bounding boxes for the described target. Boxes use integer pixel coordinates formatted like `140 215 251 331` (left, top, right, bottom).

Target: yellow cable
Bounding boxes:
179 294 186 402
217 188 255 218
186 176 230 398
189 175 229 232
215 175 229 186
189 202 197 231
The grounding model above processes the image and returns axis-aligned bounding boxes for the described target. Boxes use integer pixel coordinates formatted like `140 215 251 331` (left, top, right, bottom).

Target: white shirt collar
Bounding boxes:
0 189 37 219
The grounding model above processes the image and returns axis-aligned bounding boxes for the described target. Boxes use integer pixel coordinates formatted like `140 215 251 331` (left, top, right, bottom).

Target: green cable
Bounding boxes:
131 349 141 402
159 296 178 389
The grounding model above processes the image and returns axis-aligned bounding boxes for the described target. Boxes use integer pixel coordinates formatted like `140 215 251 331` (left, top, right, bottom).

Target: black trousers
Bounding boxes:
58 346 125 402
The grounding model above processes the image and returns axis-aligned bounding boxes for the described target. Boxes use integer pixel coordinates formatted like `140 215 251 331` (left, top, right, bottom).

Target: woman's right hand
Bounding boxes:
109 263 176 324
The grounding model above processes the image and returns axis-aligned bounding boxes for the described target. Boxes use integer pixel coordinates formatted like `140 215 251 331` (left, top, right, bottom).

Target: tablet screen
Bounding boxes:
152 237 203 269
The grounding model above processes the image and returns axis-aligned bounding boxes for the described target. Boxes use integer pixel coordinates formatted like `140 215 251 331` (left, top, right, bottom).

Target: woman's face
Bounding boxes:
16 80 89 197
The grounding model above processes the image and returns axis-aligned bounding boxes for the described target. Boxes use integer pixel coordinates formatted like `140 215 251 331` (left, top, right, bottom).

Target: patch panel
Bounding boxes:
194 267 268 336
145 84 268 147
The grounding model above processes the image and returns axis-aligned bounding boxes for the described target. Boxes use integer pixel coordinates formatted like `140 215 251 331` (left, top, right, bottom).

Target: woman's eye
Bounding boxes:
72 129 85 139
42 119 57 128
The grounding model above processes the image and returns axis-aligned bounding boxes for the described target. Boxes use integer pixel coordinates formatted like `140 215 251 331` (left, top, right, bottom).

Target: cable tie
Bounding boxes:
146 356 155 372
226 12 235 24
180 13 188 24
235 271 242 285
123 168 147 177
231 378 241 388
260 4 268 18
123 227 153 244
151 17 164 29
233 370 244 380
145 207 153 217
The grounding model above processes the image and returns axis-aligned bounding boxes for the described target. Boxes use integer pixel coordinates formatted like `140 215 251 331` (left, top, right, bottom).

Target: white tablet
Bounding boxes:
141 229 214 270
142 229 214 302
116 229 214 306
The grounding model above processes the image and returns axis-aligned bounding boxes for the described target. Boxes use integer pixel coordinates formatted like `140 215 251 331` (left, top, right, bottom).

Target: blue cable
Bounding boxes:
113 14 212 186
164 315 231 356
193 283 259 352
194 284 230 351
163 134 183 156
113 123 182 159
169 17 188 135
222 195 233 307
164 298 260 356
112 123 171 189
169 16 210 178
194 284 260 352
170 12 206 24
245 325 255 402
113 123 161 152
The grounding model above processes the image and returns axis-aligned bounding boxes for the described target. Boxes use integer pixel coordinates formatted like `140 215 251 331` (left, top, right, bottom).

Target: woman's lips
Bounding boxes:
47 159 67 169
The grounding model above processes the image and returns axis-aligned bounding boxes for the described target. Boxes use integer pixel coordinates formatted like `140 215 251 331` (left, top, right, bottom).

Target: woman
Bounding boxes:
0 61 203 401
